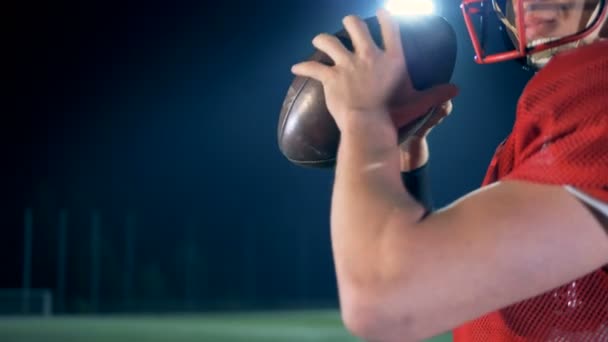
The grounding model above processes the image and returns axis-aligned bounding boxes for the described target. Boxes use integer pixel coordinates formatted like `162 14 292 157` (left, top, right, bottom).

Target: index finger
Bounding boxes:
377 8 404 58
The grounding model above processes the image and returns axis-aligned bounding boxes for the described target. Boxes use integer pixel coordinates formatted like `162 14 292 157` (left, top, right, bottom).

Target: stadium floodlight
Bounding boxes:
384 0 436 16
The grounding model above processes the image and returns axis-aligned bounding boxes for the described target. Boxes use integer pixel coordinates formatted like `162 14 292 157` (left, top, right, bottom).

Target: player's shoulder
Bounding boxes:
548 39 608 69
529 40 608 87
519 40 608 122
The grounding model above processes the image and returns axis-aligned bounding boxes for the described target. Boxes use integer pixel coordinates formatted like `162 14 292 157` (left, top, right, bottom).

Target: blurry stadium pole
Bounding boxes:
123 213 136 309
297 221 308 306
91 211 101 313
184 219 196 310
22 208 33 314
56 210 68 313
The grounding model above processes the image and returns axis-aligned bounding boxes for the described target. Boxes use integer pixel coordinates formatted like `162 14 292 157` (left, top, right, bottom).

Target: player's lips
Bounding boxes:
525 16 558 40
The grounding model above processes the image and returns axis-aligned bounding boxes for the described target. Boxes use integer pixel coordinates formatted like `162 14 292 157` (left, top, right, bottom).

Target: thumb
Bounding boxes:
392 83 459 127
418 83 459 107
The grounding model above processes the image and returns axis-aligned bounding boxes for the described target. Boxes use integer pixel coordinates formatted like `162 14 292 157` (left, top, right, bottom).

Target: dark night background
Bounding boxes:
4 0 533 313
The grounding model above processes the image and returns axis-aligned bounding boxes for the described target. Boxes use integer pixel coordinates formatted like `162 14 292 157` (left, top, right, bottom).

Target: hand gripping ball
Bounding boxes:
277 15 457 168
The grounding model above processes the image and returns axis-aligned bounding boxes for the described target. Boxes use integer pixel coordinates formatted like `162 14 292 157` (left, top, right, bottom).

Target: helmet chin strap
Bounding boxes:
527 40 582 68
527 1 603 69
493 0 519 38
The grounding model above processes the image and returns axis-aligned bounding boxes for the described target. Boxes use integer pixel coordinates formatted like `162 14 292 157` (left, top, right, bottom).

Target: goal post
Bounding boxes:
0 289 53 317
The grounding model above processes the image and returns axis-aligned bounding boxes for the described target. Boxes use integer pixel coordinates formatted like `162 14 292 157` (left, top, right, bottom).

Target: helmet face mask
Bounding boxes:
461 0 607 67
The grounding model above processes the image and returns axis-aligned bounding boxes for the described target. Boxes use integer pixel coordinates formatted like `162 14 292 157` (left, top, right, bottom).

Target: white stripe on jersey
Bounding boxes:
565 186 608 218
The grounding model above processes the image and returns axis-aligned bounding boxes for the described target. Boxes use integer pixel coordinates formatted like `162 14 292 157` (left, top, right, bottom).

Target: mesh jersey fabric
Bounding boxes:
453 40 608 341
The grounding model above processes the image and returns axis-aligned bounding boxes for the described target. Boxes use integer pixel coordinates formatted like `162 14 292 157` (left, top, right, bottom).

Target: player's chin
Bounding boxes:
525 26 552 40
525 28 578 46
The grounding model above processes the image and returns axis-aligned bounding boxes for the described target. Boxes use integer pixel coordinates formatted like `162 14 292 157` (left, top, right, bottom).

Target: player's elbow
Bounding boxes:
340 291 418 342
339 230 424 340
341 298 384 340
340 295 375 338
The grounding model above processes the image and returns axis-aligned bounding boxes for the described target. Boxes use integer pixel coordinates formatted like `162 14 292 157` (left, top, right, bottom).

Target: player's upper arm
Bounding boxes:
355 180 608 341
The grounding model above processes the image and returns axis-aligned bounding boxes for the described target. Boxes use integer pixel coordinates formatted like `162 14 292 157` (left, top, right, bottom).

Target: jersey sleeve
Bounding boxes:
502 112 608 203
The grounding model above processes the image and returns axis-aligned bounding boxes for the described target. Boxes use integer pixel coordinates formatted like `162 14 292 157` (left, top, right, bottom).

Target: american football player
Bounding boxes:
291 0 608 340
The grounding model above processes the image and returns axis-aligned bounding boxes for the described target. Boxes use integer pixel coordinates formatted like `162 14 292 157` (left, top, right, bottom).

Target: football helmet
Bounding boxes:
461 0 607 67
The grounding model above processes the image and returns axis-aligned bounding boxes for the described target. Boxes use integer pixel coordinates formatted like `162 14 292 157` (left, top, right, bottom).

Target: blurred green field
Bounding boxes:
0 310 452 342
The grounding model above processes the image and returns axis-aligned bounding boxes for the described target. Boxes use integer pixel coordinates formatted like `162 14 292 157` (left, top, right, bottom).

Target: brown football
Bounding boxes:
277 15 457 168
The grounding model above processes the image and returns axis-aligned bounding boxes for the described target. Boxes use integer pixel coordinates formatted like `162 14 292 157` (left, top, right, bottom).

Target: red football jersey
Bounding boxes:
453 40 608 341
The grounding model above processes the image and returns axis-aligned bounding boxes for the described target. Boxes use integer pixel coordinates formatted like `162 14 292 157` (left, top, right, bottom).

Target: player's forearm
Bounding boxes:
330 116 426 313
